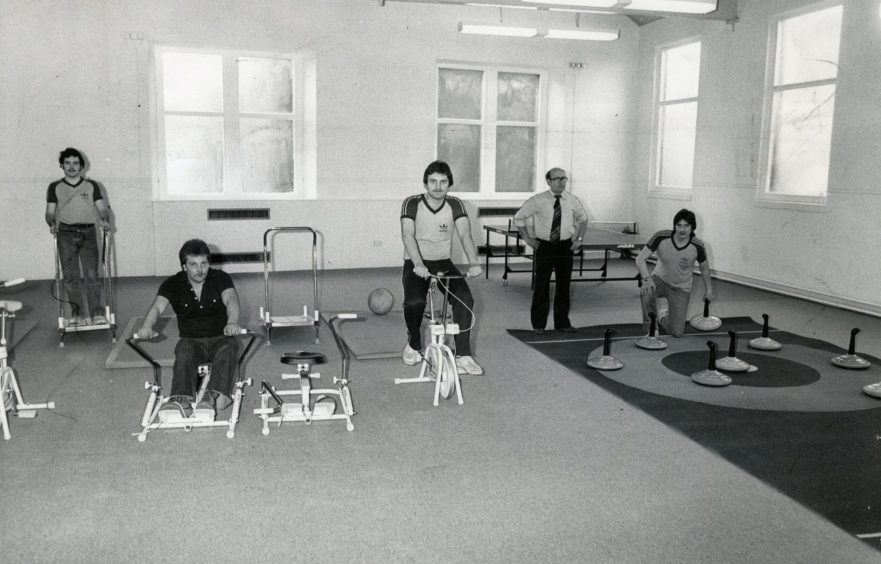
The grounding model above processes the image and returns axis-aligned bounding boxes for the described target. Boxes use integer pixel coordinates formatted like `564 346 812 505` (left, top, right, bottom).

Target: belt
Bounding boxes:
60 223 95 229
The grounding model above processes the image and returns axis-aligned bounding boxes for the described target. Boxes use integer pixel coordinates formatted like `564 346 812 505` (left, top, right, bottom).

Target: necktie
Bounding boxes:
550 195 562 243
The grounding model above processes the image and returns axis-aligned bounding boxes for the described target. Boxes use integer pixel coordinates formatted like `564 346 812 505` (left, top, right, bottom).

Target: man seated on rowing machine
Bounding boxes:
135 239 243 421
635 208 714 338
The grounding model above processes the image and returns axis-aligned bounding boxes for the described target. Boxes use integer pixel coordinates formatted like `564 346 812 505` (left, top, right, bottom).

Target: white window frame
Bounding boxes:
436 62 548 200
649 37 702 200
756 0 843 209
152 45 316 201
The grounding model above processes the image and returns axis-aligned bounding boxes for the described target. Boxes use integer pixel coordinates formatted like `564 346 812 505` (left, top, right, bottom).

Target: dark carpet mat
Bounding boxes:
509 317 881 549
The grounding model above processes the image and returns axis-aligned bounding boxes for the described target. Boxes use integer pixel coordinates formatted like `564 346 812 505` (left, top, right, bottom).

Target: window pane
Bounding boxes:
238 57 293 114
162 53 223 112
164 115 223 194
767 85 835 196
497 73 539 122
437 124 480 192
657 102 697 188
495 126 535 192
660 42 701 101
775 5 842 87
241 119 294 193
438 69 483 120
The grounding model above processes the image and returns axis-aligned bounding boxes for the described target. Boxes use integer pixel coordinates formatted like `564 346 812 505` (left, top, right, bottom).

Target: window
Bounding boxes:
436 64 546 198
758 2 843 205
651 39 701 195
154 46 315 200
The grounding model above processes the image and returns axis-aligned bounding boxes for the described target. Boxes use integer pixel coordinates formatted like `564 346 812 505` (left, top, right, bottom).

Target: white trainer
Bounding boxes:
456 355 484 375
402 344 422 366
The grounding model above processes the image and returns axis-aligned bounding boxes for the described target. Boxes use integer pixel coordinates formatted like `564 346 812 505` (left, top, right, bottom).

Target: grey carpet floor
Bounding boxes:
1 265 879 563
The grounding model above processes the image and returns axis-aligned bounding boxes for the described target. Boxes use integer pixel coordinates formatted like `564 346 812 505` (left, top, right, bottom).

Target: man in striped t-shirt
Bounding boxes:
399 161 483 375
635 209 714 337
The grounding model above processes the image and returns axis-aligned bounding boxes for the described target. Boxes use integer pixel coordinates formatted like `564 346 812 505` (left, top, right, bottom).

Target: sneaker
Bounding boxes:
79 316 92 326
402 344 422 366
158 399 192 423
92 314 108 325
65 317 79 327
456 355 484 376
193 399 215 420
557 326 577 333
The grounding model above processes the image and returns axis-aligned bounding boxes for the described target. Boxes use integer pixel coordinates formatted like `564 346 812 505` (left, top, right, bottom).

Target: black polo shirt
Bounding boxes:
158 268 234 338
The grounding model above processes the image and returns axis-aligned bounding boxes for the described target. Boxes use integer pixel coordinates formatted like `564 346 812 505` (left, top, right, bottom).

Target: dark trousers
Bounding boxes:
57 224 102 317
402 259 474 356
172 336 239 401
531 239 574 330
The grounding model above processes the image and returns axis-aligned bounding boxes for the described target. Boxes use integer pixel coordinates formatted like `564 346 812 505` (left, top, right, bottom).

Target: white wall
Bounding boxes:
0 0 638 278
631 0 881 314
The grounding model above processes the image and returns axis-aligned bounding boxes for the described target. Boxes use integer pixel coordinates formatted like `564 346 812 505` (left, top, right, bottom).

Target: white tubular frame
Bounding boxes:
1 297 56 441
127 332 258 442
258 227 320 344
53 228 117 346
254 314 357 434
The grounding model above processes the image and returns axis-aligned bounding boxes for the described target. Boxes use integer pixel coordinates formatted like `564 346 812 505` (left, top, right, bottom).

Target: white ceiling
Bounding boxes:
376 0 738 26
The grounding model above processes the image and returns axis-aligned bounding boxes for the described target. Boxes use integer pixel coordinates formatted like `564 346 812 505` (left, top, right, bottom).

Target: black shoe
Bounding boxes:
533 328 545 334
557 326 578 333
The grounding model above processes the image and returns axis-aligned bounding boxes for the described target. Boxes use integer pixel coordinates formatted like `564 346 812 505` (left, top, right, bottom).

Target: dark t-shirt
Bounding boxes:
158 268 234 338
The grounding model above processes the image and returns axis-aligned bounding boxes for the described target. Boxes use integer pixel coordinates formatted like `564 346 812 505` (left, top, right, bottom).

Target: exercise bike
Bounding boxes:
1 278 56 440
394 273 465 406
126 330 259 442
254 314 357 434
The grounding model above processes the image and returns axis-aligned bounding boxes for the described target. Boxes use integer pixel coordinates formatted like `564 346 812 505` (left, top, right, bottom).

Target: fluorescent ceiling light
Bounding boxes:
467 3 539 9
548 8 610 13
458 22 539 37
624 0 717 14
545 28 619 40
526 0 618 7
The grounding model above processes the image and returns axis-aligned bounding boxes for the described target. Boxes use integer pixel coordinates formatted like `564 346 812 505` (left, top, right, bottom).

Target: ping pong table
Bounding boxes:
482 221 648 286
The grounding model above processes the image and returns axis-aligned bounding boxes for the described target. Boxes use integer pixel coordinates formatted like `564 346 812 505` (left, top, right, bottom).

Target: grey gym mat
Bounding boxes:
104 316 179 368
321 310 404 360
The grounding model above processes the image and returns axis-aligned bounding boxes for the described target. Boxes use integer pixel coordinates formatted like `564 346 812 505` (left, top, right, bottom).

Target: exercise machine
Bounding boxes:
254 314 357 434
259 227 320 344
126 331 259 441
1 278 55 440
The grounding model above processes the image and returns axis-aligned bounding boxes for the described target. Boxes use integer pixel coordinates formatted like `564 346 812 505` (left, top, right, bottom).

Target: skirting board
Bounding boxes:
713 269 881 318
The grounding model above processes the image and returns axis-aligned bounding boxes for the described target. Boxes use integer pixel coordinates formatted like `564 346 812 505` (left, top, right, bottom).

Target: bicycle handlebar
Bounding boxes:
0 278 25 289
428 272 469 281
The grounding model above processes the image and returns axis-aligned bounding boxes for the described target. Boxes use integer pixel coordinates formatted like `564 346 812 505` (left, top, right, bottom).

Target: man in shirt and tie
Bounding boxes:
513 168 588 334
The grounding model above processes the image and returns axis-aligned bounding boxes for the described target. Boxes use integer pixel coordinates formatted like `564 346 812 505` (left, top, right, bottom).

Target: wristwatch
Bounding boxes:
576 237 583 241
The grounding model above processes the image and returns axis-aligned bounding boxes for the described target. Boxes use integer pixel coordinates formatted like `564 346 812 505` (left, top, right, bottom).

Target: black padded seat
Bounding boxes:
281 351 327 365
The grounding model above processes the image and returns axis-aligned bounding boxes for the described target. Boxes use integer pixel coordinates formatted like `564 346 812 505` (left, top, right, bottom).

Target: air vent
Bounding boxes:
477 207 520 217
208 208 270 220
211 252 269 264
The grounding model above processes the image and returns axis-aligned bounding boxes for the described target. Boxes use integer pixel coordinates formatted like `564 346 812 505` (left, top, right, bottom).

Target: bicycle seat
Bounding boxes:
0 300 22 313
281 351 326 365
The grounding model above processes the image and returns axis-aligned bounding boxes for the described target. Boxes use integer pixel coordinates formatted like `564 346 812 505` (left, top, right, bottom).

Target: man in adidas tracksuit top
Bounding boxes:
399 160 483 376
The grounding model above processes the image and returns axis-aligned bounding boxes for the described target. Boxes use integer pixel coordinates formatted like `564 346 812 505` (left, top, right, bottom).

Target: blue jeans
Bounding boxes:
172 336 239 403
57 224 102 317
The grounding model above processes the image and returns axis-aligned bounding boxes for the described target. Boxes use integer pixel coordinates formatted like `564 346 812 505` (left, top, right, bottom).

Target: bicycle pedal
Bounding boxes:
16 410 36 419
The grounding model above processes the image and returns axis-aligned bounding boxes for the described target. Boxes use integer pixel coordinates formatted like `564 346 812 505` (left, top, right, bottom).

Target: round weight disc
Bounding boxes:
635 336 668 350
749 337 782 351
831 354 871 370
863 382 881 399
716 356 750 373
691 369 732 387
587 355 624 371
746 364 759 373
690 315 722 332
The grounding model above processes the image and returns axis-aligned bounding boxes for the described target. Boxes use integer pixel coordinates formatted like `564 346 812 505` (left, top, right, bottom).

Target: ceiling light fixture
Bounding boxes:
526 0 618 7
545 28 619 40
467 2 539 9
624 0 717 14
458 22 539 37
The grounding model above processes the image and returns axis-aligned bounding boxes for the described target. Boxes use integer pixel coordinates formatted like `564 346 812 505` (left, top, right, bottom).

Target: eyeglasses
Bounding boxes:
550 176 568 182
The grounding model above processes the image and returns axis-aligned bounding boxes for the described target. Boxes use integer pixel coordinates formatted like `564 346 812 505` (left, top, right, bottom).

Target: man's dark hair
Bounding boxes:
422 160 454 187
58 147 85 167
179 239 211 266
673 208 697 237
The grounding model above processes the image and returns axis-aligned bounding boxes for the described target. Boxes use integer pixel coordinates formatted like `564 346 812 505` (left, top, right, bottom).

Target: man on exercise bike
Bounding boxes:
400 160 484 376
136 239 243 420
